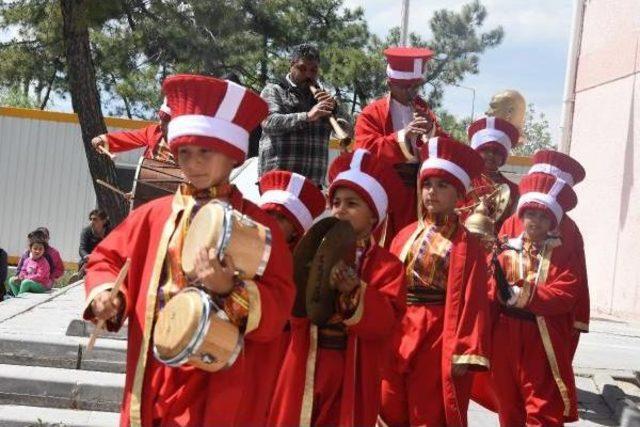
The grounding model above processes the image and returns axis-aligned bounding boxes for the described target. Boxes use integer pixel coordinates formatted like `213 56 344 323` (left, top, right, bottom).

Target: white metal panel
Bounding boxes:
0 114 142 263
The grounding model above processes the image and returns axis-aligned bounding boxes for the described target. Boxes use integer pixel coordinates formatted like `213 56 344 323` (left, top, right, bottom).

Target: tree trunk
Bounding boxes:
60 0 128 225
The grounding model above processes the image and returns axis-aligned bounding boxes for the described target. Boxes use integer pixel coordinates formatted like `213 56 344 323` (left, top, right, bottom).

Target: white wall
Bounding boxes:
568 0 640 320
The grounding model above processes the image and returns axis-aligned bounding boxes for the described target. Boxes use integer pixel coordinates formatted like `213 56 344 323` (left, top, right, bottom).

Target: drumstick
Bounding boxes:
96 179 128 198
86 259 131 353
97 145 116 160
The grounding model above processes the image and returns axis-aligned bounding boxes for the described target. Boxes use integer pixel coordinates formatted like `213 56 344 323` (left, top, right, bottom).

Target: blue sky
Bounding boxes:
343 0 574 141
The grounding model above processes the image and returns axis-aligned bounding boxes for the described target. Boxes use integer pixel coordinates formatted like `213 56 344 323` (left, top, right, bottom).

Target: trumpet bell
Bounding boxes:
464 202 496 241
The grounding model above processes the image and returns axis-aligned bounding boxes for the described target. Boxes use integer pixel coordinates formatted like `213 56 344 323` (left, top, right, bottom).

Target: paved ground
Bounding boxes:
1 284 639 426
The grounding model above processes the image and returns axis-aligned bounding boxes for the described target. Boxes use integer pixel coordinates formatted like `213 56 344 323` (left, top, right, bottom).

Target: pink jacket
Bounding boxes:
18 256 51 288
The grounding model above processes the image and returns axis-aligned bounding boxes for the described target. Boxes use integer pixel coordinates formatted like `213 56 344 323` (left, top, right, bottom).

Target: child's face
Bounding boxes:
30 243 45 259
478 147 505 172
331 187 377 239
269 211 298 245
177 145 235 190
522 209 553 241
421 177 461 215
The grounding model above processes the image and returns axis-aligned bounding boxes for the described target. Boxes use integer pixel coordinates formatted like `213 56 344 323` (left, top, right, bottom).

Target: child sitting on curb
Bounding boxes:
7 236 52 296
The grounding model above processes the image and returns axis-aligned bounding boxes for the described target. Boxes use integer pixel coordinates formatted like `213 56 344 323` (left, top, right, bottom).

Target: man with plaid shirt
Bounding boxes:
258 44 335 187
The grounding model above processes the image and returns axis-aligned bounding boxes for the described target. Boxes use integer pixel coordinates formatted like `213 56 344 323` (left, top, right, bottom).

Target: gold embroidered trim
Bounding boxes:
452 354 490 368
129 189 194 426
244 280 261 334
300 324 318 427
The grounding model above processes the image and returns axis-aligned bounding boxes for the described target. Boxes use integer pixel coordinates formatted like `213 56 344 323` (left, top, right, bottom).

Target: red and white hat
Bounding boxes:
418 136 484 194
528 150 585 186
517 173 577 228
158 97 171 122
468 117 520 161
384 47 434 85
162 74 268 164
258 170 326 236
328 149 398 225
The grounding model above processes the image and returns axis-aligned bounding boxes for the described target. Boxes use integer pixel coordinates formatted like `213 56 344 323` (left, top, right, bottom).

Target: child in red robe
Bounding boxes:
83 75 295 426
380 136 491 427
500 149 588 359
463 117 521 233
269 149 406 427
491 172 581 426
258 170 327 251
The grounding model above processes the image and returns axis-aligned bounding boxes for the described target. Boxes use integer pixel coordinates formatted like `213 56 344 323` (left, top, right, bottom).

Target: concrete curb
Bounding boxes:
0 333 126 373
0 281 82 324
593 373 640 424
0 405 119 427
0 363 124 412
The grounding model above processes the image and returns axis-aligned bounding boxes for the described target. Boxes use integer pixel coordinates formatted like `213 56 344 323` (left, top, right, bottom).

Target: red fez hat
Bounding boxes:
384 47 434 86
158 97 171 122
163 74 268 164
258 170 326 236
418 136 484 194
328 149 400 226
468 117 520 162
528 150 585 186
517 173 577 228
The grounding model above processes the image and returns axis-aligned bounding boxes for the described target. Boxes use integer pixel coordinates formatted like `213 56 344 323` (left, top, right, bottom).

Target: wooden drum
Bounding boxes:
153 287 243 372
182 201 272 280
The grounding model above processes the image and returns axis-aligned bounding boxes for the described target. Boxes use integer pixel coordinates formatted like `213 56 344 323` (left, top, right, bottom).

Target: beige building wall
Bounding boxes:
568 0 640 319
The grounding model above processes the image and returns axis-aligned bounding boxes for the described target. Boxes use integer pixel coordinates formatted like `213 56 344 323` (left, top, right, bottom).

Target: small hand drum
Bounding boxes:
153 287 243 372
305 220 357 326
292 217 340 317
182 201 272 279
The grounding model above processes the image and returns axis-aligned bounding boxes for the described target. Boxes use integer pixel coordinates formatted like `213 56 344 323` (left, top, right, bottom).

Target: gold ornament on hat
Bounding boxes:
486 89 526 143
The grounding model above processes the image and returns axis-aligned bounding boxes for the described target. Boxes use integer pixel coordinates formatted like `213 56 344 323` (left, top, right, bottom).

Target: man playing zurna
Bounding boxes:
355 47 449 243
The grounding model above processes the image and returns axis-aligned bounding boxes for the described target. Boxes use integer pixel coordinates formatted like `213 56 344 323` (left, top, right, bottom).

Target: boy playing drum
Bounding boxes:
83 75 295 427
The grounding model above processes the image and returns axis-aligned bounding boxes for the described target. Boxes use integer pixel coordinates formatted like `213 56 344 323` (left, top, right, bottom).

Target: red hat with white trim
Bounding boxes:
328 149 399 226
258 170 326 236
468 117 520 161
162 74 268 164
384 47 434 86
517 173 577 228
528 150 585 186
418 136 484 195
158 97 171 122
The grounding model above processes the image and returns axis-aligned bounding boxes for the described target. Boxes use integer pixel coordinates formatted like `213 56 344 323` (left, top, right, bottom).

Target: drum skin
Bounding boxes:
182 201 272 279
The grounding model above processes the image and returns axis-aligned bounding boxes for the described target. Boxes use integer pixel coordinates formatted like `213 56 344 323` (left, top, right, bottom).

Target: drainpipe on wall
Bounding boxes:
559 0 586 154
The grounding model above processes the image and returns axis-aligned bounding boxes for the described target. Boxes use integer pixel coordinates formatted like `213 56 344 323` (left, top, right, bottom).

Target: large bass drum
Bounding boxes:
130 157 185 210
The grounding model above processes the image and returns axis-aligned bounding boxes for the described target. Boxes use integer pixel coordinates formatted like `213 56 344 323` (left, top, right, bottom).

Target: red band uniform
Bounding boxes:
268 149 406 427
462 117 521 232
83 75 295 426
500 150 588 357
380 136 491 427
491 172 581 426
354 47 449 244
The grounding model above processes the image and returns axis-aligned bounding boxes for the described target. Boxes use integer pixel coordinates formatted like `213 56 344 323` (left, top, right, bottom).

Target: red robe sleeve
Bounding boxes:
526 254 580 317
450 235 491 370
105 124 162 157
344 247 406 340
354 100 409 165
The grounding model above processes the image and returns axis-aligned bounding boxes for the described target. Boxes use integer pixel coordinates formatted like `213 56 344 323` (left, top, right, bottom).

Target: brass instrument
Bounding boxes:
309 84 352 152
460 182 511 243
486 90 526 144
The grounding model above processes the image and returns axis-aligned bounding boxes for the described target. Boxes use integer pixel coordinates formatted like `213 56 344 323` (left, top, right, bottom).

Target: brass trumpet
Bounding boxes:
309 84 352 152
